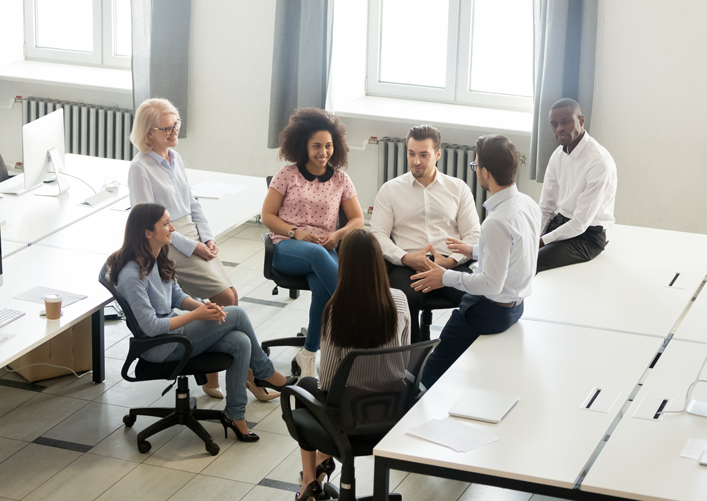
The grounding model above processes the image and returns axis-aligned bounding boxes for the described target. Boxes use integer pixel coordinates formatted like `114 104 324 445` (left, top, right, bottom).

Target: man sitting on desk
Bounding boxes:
370 125 480 343
536 98 618 273
412 134 541 388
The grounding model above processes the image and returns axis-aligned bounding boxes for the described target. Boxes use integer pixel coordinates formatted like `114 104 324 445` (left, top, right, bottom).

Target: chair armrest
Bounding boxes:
121 334 193 383
281 385 353 461
261 233 274 280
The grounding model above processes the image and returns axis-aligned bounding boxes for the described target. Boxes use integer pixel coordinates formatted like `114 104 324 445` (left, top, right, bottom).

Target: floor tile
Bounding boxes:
42 357 124 401
23 453 137 501
217 238 263 265
95 378 167 408
43 401 128 446
0 443 82 500
263 446 306 486
0 437 27 464
90 415 183 463
228 267 269 298
285 291 312 312
239 485 295 501
393 472 469 501
209 389 283 425
105 319 131 350
95 464 194 501
201 430 298 484
235 225 269 242
0 393 88 442
459 484 532 501
254 308 309 344
239 301 286 329
327 456 409 498
169 474 253 501
105 337 130 361
246 280 296 305
239 249 266 270
143 420 235 473
0 385 36 419
252 404 290 436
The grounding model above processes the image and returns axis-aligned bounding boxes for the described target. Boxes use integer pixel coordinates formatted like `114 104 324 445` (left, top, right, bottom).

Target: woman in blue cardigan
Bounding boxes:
107 203 296 441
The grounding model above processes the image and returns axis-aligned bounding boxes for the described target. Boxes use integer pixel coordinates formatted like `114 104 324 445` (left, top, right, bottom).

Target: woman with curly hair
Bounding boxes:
261 108 364 379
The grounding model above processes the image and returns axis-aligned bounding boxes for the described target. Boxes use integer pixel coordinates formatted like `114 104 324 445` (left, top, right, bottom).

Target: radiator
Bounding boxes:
377 137 487 220
22 97 137 161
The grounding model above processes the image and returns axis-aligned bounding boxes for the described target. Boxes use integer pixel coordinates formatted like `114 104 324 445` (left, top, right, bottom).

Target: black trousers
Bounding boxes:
386 260 472 343
537 214 607 273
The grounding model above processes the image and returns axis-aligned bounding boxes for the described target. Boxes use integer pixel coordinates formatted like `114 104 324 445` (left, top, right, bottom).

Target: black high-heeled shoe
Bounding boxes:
219 413 259 442
300 457 336 484
254 375 298 392
295 480 322 501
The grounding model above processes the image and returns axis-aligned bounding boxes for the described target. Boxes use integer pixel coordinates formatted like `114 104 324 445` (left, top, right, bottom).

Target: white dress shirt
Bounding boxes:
370 169 480 266
128 150 215 257
442 185 541 303
538 133 617 245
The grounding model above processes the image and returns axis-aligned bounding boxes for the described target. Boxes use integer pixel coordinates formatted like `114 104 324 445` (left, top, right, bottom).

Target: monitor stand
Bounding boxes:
35 147 70 197
687 381 707 417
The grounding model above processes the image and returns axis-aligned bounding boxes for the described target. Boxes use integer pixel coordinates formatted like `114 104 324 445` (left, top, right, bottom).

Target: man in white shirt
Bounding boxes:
411 134 541 388
371 125 481 343
537 98 617 273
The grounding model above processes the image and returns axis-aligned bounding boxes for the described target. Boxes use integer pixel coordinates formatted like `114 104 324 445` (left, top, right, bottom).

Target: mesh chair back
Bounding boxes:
98 262 149 339
0 154 8 183
327 340 437 435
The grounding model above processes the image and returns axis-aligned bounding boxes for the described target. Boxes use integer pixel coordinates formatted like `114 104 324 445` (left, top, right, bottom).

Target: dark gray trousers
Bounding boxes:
537 214 607 273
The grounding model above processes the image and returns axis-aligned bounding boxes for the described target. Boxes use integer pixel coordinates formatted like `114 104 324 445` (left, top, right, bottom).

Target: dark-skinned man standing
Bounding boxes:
537 98 617 273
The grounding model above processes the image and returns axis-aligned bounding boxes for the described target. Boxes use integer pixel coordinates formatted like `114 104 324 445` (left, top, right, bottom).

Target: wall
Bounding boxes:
591 0 707 233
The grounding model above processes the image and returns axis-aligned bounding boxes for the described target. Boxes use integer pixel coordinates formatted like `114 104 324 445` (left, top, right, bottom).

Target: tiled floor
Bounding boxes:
0 223 563 501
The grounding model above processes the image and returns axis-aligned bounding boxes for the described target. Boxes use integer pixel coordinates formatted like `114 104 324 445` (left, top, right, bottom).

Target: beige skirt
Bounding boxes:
169 216 233 299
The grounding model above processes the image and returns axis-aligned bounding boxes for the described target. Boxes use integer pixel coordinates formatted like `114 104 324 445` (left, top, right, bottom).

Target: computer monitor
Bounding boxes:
2 109 69 196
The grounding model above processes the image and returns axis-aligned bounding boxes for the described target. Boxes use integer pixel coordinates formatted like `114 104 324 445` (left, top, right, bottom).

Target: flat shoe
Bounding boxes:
202 385 224 399
246 380 280 401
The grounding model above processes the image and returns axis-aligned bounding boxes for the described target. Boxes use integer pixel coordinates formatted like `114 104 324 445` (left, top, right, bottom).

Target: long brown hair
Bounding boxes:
321 229 397 348
107 203 177 286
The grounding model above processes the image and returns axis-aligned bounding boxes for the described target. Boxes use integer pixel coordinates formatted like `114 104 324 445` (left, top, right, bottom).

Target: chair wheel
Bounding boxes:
291 357 301 377
137 440 151 454
123 415 136 427
323 482 339 499
206 443 220 456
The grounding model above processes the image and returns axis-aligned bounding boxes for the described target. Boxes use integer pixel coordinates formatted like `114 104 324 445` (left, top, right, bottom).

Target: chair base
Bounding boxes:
123 376 222 456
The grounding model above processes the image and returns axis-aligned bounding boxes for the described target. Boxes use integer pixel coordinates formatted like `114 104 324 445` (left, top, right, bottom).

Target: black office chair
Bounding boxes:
418 296 459 342
259 176 348 375
0 154 9 183
282 339 438 500
98 262 232 456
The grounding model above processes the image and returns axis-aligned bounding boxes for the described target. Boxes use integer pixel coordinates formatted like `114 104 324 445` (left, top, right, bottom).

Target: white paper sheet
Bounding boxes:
191 188 222 200
192 180 248 197
407 417 500 453
681 438 707 459
0 334 16 345
13 286 87 307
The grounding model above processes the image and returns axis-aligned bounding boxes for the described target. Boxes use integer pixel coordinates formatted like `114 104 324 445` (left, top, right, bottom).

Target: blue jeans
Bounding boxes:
421 294 524 389
163 306 275 421
272 239 339 352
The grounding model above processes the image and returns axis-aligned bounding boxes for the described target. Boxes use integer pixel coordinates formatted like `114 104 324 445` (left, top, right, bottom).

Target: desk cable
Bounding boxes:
657 354 707 416
56 172 97 194
4 363 91 379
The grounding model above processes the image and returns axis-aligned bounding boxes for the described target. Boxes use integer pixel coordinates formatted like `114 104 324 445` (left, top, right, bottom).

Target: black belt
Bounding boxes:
481 296 523 308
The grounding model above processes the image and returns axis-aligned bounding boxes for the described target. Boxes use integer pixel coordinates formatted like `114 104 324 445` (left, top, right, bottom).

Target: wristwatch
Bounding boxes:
288 228 297 238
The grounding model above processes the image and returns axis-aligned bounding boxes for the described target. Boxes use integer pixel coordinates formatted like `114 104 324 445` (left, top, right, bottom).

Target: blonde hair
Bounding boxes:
130 98 180 153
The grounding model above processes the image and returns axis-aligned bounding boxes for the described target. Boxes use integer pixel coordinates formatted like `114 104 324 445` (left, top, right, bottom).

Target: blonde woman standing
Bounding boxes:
128 98 276 402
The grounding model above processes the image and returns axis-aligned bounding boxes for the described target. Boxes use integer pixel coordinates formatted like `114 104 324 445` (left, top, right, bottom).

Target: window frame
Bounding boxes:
366 0 533 112
23 0 131 69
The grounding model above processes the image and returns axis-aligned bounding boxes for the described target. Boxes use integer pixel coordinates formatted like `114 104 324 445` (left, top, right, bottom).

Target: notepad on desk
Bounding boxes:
448 388 519 424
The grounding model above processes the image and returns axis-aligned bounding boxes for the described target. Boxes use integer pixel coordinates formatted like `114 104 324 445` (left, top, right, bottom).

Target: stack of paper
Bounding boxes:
681 438 707 459
407 417 500 453
191 180 248 199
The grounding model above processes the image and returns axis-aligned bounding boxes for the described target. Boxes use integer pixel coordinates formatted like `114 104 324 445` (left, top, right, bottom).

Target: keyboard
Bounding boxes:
0 308 25 328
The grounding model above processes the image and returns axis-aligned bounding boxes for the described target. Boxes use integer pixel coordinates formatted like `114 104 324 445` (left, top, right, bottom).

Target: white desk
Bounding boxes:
524 225 707 338
1 239 27 258
0 245 113 382
373 320 662 499
0 154 129 244
671 284 707 344
583 340 707 500
35 167 267 255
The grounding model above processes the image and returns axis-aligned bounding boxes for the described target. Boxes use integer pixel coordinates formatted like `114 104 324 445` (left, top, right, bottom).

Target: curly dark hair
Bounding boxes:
277 108 349 170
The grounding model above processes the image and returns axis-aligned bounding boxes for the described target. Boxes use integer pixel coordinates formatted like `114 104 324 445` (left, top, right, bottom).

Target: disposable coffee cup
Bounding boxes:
44 293 63 320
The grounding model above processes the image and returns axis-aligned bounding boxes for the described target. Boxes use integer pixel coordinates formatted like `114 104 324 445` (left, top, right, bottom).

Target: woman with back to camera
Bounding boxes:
261 108 364 379
128 98 275 402
294 229 411 500
107 203 296 442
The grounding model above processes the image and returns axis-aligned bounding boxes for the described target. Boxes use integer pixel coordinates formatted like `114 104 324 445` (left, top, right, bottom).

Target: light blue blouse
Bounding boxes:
128 149 215 257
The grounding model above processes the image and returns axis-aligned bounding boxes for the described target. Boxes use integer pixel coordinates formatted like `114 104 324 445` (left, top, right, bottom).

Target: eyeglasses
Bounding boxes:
153 119 182 136
470 161 479 172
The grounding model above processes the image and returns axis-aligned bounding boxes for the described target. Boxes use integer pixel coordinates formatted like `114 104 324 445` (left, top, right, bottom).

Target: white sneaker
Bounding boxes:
296 348 318 380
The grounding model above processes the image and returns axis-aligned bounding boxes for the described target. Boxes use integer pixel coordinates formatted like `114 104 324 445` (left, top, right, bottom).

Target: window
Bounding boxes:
23 0 132 69
366 0 533 111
